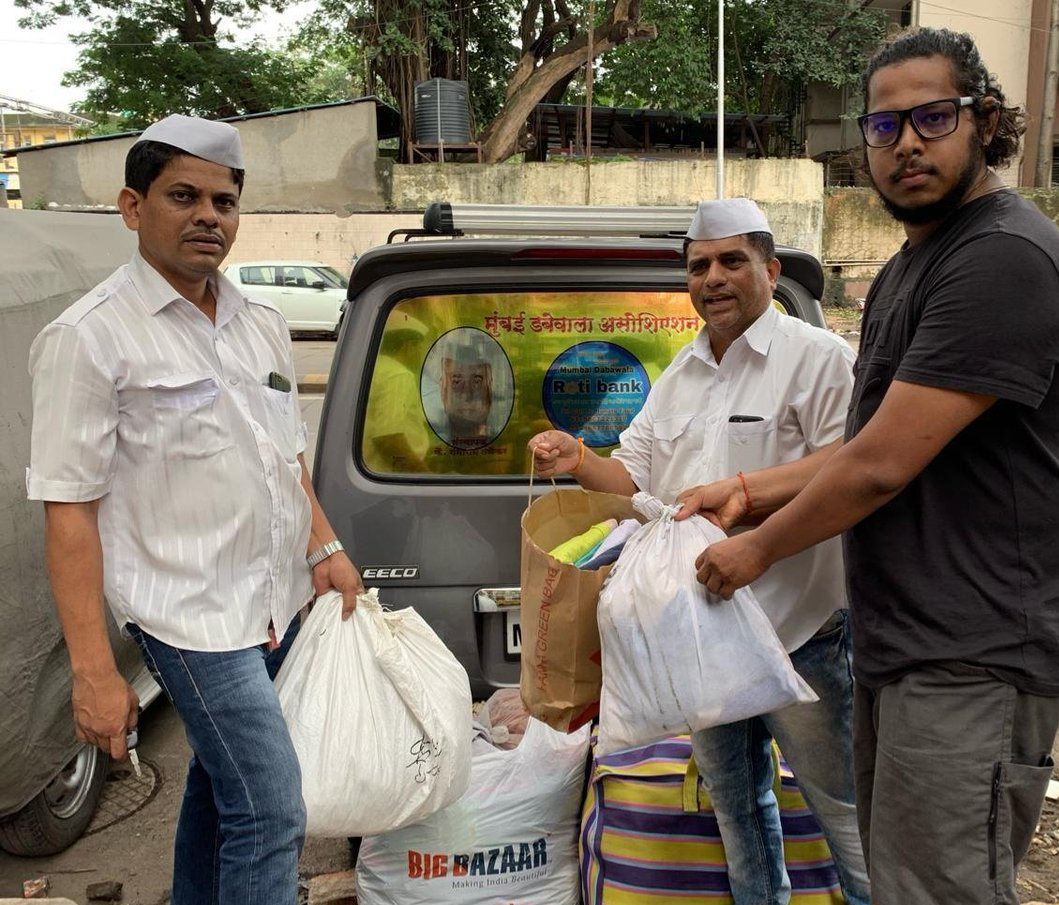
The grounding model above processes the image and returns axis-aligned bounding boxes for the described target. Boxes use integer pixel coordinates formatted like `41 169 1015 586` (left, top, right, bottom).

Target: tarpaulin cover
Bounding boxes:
0 209 136 816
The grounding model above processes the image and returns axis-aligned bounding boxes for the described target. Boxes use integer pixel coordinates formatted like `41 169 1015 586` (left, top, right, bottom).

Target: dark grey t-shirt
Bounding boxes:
846 191 1059 695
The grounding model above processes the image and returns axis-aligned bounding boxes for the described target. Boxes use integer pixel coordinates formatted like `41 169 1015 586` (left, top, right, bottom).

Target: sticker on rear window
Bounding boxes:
542 342 651 447
421 328 515 451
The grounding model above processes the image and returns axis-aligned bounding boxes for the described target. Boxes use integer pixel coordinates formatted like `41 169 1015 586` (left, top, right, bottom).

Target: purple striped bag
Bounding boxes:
579 734 845 904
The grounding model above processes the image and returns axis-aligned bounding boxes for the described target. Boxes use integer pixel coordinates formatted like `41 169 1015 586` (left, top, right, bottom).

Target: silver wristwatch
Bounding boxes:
306 539 344 568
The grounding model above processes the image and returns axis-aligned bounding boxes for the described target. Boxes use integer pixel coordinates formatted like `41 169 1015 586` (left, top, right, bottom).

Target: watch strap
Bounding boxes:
307 539 344 568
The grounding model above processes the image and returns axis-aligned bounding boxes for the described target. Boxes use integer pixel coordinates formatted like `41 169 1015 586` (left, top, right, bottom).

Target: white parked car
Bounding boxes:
224 260 350 337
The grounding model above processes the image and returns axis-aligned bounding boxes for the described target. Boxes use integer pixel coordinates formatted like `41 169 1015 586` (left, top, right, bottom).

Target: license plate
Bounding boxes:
505 610 522 655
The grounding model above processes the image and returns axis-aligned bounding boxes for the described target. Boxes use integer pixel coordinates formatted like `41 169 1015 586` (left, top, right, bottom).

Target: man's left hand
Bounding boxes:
695 531 769 599
311 552 364 619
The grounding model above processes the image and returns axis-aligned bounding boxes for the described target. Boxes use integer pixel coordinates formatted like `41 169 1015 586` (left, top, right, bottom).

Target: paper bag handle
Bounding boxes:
526 455 558 511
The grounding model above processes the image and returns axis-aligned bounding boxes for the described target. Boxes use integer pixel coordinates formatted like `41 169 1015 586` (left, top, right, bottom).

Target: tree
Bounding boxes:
593 0 885 153
479 0 656 162
15 0 327 129
306 0 657 162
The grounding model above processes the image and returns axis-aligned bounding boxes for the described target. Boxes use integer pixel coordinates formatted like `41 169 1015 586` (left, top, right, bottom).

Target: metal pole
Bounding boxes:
585 0 595 204
717 0 725 198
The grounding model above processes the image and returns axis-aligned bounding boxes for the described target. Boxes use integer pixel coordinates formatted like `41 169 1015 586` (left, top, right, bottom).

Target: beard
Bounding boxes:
872 138 984 226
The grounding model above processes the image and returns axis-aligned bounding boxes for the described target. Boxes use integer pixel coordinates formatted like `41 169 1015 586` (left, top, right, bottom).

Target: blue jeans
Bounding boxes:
691 610 870 905
127 618 306 905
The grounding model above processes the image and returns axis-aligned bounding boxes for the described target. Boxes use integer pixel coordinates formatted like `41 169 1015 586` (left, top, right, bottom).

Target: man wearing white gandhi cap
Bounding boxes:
530 198 870 904
27 114 363 903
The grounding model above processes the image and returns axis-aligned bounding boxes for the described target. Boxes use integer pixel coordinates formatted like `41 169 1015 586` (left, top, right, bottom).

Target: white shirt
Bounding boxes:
612 305 856 651
27 252 313 652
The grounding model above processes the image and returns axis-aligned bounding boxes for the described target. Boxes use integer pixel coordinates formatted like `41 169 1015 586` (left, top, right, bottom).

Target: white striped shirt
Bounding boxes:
27 251 313 651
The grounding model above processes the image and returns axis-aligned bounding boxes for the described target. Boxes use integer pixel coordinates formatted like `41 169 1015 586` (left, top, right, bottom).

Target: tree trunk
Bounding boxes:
481 3 656 162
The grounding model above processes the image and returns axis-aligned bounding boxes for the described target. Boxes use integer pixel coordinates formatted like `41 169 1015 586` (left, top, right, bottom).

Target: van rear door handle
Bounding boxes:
474 587 521 612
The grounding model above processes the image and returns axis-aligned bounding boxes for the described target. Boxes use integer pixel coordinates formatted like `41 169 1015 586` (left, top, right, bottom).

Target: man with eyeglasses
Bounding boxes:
684 27 1059 905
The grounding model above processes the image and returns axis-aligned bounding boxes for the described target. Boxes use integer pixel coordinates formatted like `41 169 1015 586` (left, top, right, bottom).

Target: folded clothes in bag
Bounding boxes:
549 518 618 563
574 518 642 569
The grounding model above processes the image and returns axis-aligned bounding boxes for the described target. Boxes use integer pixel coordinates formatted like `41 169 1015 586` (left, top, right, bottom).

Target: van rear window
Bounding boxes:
360 290 701 477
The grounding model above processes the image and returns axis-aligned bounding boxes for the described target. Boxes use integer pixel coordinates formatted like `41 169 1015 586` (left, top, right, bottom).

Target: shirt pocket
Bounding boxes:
726 415 778 474
259 385 300 462
147 373 231 458
652 412 698 455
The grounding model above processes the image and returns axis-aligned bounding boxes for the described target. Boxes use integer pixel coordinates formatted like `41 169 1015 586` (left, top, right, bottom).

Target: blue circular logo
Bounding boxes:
542 342 651 447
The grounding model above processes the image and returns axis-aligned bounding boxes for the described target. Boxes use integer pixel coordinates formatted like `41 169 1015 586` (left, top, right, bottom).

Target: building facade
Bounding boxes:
0 99 92 208
805 0 1057 188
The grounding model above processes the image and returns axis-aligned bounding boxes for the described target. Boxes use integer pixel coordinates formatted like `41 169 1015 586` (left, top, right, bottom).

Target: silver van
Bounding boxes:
314 204 827 697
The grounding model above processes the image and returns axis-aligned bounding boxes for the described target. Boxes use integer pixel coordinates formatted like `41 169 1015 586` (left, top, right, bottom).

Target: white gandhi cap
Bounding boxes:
686 197 772 240
134 114 245 169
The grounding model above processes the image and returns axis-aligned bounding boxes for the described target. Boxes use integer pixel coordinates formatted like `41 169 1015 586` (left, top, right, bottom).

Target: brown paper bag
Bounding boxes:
519 487 641 731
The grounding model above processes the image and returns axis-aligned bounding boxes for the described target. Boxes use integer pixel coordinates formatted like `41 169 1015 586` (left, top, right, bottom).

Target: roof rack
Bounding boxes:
421 202 696 238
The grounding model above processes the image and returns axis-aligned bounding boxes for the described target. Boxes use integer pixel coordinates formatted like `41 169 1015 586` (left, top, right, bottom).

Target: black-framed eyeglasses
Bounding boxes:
858 97 975 148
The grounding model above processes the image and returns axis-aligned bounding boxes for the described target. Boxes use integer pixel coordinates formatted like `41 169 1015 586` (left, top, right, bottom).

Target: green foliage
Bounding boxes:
593 0 885 114
15 0 323 130
755 0 886 90
300 0 517 132
593 1 714 110
15 0 886 158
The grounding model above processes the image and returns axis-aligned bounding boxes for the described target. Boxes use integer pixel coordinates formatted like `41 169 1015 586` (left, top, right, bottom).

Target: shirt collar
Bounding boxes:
129 250 245 325
689 303 780 365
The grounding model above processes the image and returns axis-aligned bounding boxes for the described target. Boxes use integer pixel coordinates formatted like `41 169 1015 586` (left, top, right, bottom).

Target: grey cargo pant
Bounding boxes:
853 662 1058 905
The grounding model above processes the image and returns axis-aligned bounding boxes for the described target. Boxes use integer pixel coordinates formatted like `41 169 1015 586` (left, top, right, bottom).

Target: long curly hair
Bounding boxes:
861 27 1025 168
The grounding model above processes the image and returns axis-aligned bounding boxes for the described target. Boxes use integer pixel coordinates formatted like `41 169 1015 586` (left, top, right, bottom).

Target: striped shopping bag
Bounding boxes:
579 734 845 904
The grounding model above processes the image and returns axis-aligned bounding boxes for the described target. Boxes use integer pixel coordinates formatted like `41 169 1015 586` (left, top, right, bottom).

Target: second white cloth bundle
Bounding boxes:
596 493 817 757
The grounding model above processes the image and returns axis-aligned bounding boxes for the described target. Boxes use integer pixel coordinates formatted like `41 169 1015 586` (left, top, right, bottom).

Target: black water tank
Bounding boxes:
414 78 471 144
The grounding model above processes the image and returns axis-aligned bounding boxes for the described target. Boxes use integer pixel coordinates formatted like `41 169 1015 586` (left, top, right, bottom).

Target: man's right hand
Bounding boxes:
674 477 747 530
527 430 580 477
71 669 140 760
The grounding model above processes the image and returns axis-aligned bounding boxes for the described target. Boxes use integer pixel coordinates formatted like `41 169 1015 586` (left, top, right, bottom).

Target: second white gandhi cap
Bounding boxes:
686 197 772 240
135 114 245 169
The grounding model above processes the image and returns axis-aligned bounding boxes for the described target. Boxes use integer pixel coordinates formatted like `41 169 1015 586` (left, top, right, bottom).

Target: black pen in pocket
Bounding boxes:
728 414 764 423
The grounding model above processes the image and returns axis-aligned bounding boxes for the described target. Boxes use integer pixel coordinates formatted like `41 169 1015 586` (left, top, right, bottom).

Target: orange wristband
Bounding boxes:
570 437 586 474
737 471 754 515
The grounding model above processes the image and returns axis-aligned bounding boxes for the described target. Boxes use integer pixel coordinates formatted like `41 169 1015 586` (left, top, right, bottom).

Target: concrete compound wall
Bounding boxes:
389 157 826 259
232 212 423 272
15 101 386 214
18 147 1059 304
231 159 841 293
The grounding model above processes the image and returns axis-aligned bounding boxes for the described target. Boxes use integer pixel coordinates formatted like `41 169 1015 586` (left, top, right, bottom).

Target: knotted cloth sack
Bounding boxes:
596 492 817 756
519 487 642 731
275 589 472 836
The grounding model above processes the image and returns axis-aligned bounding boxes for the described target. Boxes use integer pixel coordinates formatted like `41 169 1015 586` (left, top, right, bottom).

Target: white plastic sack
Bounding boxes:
596 493 817 757
356 718 591 905
274 588 473 837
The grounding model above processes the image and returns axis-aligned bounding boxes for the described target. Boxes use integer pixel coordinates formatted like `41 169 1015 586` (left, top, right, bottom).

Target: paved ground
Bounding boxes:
291 334 336 394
